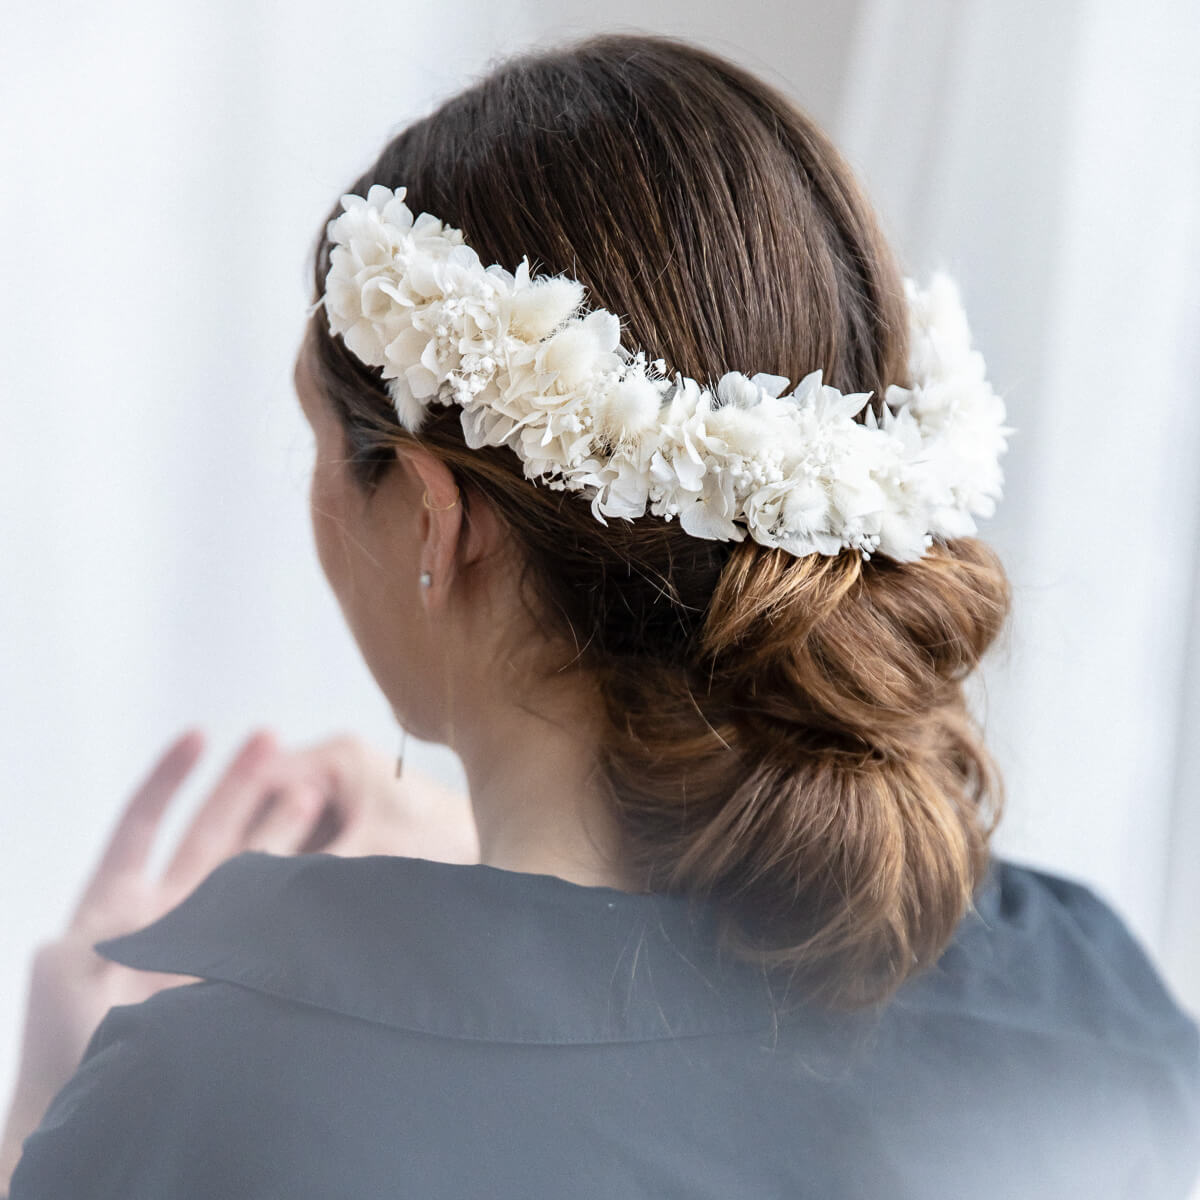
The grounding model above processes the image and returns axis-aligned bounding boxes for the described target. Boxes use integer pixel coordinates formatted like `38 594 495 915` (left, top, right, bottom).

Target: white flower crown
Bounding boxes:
318 184 1012 562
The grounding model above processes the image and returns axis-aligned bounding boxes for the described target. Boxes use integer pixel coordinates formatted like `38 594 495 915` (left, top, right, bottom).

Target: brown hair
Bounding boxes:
307 33 1011 1007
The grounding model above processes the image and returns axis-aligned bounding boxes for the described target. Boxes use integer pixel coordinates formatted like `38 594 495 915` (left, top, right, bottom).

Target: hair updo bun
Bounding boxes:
604 537 1009 1006
309 32 1012 1007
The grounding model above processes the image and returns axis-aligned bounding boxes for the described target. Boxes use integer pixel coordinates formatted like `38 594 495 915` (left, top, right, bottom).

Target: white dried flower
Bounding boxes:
323 186 1013 562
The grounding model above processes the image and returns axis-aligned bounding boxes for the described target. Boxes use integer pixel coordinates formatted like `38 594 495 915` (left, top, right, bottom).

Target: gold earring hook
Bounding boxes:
422 489 460 512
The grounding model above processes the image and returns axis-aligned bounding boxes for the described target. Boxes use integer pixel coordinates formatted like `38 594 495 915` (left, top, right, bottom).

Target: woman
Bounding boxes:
4 32 1198 1198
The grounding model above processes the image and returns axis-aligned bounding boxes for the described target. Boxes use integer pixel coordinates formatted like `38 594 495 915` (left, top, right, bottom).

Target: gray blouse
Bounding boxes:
10 852 1200 1198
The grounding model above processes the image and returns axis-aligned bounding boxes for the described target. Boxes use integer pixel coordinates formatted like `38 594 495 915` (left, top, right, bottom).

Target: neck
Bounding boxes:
451 675 635 891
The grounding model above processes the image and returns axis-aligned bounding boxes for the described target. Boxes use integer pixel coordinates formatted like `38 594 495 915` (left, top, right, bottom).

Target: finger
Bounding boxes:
159 729 280 894
262 738 366 837
296 798 350 854
242 783 325 855
72 729 206 921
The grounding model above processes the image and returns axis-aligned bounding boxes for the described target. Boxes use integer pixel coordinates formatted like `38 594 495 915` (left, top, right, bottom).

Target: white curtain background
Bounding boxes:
3 0 1198 1103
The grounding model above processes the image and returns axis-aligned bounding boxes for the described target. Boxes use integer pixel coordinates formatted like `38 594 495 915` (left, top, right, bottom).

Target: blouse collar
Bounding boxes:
97 852 795 1045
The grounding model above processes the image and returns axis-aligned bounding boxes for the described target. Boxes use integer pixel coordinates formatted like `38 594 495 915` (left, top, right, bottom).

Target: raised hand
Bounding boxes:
265 733 478 865
0 727 477 1189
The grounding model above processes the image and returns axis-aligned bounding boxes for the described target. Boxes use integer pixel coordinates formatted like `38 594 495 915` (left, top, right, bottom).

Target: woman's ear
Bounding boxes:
396 449 464 615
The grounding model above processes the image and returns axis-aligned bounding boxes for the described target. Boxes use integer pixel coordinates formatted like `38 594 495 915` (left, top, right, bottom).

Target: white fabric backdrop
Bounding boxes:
832 0 1200 999
3 0 1197 1100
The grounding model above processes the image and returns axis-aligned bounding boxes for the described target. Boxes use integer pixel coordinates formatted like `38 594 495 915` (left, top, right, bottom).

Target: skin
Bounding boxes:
293 330 629 891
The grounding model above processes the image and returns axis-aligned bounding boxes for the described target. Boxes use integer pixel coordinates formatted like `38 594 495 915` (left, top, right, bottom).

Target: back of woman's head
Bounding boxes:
308 32 1012 1008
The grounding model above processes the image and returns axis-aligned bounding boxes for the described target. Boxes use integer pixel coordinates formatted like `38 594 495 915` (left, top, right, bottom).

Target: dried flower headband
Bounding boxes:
316 184 1012 562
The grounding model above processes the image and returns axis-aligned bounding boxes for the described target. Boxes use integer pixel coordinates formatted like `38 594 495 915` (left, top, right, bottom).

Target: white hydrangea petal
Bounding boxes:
749 372 791 398
679 499 742 541
342 320 388 369
715 372 763 409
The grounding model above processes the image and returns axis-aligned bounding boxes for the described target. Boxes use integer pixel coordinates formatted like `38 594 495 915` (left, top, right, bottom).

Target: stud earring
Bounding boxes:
419 570 432 589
